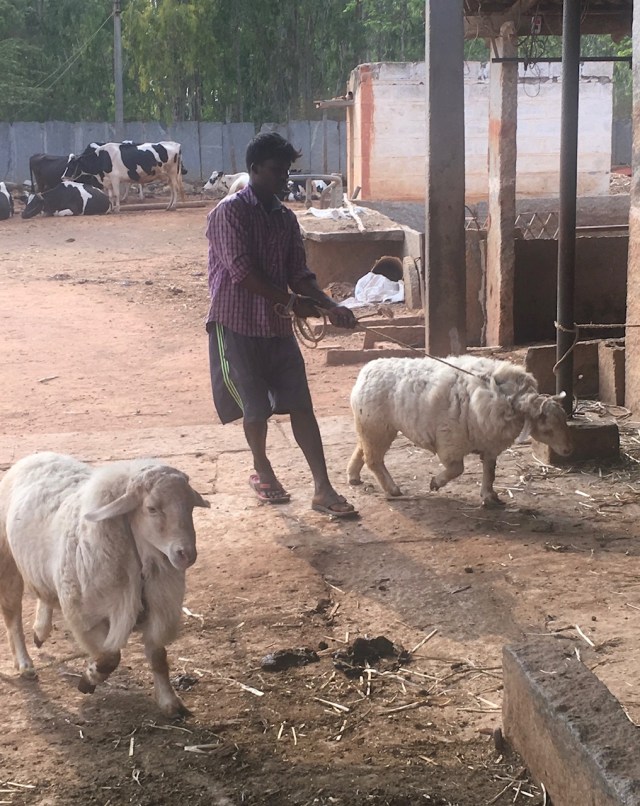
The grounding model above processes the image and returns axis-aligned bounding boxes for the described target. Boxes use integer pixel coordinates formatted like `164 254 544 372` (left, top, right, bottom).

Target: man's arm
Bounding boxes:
286 215 358 329
290 276 357 329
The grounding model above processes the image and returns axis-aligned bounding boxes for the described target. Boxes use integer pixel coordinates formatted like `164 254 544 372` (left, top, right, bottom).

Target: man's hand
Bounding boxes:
327 305 357 330
292 295 322 319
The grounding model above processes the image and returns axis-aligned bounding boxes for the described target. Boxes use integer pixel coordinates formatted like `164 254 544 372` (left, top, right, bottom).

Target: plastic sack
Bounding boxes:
354 271 404 304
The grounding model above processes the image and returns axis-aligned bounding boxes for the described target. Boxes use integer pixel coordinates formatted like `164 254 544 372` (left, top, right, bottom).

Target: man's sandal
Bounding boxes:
249 474 291 504
311 495 359 519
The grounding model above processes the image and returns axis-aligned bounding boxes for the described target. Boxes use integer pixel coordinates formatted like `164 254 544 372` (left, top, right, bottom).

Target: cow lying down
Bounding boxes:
347 355 572 507
0 452 210 716
22 181 111 219
0 182 13 220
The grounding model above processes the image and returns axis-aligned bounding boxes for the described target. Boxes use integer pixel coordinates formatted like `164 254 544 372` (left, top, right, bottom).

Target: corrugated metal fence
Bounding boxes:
0 119 348 184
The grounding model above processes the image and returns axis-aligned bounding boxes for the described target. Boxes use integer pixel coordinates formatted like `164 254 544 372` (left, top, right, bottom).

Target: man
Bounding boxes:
206 132 359 518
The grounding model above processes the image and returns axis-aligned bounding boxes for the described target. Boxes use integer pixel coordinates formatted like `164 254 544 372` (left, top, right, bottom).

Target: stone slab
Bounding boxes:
525 341 599 397
503 641 640 806
403 255 423 310
598 341 626 406
325 348 423 366
312 314 424 338
362 325 425 349
532 417 620 465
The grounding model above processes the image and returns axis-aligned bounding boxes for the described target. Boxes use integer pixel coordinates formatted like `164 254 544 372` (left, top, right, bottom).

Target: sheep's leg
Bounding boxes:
430 457 464 493
144 642 190 718
33 600 54 647
347 442 365 486
480 456 505 508
78 649 121 694
71 621 120 693
361 427 402 497
0 555 35 677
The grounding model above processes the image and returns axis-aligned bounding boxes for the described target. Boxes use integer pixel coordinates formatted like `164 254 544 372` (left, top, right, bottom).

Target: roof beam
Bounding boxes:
464 4 631 39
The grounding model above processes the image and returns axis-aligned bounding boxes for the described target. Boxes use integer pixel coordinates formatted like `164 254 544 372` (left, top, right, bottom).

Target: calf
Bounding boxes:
0 182 13 220
68 141 184 212
347 355 572 507
21 181 111 219
203 171 249 196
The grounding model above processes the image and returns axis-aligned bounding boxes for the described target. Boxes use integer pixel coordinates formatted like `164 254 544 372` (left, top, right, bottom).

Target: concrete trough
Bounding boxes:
503 641 640 806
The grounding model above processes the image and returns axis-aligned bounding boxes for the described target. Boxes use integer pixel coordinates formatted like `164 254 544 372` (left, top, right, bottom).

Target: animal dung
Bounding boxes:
260 647 320 671
333 635 410 677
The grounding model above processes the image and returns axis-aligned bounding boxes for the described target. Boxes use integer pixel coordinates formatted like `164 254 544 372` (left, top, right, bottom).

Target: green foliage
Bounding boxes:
0 2 632 124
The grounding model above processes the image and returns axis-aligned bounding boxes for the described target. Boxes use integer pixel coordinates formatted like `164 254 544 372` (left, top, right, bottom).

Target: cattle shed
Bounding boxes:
368 1 640 421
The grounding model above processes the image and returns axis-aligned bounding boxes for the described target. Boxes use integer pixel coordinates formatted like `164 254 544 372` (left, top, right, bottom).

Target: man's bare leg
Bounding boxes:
290 409 356 514
244 420 289 500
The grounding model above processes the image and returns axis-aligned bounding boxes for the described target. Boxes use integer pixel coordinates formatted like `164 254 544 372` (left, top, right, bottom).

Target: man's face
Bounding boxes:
251 158 290 198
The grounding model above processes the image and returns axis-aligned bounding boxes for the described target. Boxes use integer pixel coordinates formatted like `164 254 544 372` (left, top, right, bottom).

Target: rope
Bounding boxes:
279 303 637 384
553 320 633 376
274 299 481 379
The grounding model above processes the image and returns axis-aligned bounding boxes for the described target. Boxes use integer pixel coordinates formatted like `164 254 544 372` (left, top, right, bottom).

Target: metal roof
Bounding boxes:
463 0 632 38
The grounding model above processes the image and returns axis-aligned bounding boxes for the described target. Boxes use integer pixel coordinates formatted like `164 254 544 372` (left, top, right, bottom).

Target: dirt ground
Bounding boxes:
2 203 640 806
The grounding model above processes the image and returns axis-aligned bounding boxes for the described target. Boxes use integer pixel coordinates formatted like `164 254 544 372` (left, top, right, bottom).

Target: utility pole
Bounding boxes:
113 0 124 139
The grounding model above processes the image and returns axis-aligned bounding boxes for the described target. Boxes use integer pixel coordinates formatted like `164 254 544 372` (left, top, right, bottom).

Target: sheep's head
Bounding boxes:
85 466 209 570
528 394 572 456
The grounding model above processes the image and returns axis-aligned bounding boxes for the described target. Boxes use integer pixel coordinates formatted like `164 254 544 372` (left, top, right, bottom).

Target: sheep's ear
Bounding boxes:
552 391 567 403
84 491 139 522
191 488 210 508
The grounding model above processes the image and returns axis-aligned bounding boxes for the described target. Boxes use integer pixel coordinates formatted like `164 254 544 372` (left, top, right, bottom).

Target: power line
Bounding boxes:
10 11 114 120
39 12 115 93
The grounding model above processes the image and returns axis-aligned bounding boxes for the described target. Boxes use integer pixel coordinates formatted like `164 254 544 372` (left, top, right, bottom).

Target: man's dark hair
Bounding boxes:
245 132 302 171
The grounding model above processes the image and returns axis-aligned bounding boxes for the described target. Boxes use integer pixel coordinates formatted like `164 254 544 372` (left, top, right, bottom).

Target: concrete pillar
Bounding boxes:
625 0 640 411
424 0 466 356
485 23 517 347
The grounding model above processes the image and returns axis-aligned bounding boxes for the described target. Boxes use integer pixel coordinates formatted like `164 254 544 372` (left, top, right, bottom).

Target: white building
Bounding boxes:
347 60 613 201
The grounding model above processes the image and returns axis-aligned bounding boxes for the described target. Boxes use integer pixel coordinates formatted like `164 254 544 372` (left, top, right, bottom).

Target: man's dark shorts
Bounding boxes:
208 322 314 424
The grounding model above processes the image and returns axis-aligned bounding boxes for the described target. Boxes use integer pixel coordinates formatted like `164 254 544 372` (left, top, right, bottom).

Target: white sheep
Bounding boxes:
347 355 572 507
0 452 210 717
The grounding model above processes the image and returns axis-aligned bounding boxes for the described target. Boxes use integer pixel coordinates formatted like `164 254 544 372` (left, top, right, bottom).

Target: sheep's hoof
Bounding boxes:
161 699 192 720
385 487 403 498
482 494 506 509
78 678 96 694
19 665 37 679
33 633 43 648
348 477 363 486
430 477 440 492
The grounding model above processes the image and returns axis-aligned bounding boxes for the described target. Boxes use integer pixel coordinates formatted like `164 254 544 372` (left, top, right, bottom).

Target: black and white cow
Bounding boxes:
67 141 184 212
28 153 102 194
21 181 111 219
0 182 14 220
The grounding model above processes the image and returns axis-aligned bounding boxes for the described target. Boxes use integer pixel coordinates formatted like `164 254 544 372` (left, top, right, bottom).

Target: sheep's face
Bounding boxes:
529 397 572 456
85 467 210 570
132 472 208 570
